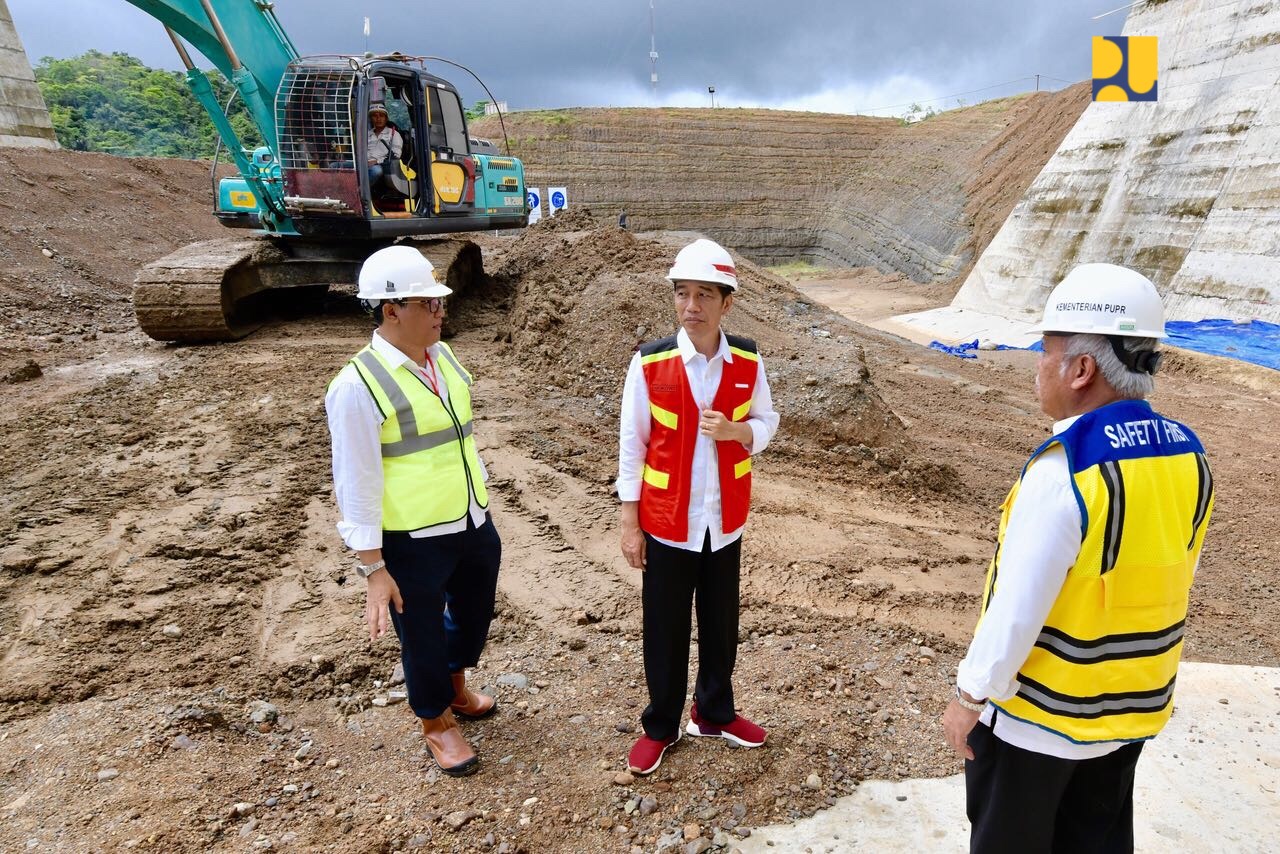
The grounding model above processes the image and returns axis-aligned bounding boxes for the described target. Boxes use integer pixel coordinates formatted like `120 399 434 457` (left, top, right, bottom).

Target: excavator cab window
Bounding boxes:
426 85 468 155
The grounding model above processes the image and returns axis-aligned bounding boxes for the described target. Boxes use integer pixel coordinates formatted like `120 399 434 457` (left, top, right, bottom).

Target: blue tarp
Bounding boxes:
928 339 1042 359
1164 319 1280 371
931 320 1278 371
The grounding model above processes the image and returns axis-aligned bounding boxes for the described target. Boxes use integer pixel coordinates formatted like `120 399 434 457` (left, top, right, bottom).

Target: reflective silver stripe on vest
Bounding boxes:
355 350 417 439
1016 678 1176 718
435 345 472 386
1098 459 1125 574
1189 452 1213 549
383 419 474 458
1035 623 1184 663
354 350 475 459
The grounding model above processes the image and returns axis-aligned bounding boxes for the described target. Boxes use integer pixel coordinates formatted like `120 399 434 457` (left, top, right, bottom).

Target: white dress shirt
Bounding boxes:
617 328 780 553
367 126 402 164
956 414 1125 760
326 331 487 551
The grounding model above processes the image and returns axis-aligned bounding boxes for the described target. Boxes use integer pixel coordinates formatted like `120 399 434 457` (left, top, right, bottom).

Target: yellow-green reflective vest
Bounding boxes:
978 399 1213 744
338 342 488 531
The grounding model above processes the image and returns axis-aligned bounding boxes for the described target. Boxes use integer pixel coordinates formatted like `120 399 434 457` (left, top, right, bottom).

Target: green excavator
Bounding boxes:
124 0 528 341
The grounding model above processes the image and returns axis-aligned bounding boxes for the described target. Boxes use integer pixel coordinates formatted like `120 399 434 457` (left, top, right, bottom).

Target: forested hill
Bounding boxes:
33 51 259 158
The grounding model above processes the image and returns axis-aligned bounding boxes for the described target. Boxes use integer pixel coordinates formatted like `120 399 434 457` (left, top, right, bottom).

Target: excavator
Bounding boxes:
124 0 528 341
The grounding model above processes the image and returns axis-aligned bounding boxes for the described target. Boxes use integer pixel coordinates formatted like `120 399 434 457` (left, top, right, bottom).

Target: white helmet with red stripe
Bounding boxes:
666 238 739 291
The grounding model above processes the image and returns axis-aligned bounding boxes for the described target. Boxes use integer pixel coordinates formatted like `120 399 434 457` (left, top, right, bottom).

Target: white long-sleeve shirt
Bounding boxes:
325 331 487 551
367 126 402 164
617 328 780 553
956 414 1125 760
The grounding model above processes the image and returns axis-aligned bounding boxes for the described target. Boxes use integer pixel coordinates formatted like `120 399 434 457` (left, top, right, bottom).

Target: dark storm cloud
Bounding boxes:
13 1 1125 114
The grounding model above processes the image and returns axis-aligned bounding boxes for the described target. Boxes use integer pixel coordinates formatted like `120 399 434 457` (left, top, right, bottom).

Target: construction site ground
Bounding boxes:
1 139 1278 853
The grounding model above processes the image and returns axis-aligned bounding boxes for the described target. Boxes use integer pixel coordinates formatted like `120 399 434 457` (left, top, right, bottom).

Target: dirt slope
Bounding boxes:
0 135 1276 854
474 87 1088 283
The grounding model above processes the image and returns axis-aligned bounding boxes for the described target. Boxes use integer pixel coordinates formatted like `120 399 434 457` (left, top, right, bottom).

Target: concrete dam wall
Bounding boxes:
950 0 1280 326
0 0 56 149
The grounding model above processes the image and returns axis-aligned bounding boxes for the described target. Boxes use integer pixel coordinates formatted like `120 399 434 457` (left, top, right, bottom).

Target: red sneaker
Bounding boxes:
686 702 767 748
627 731 681 775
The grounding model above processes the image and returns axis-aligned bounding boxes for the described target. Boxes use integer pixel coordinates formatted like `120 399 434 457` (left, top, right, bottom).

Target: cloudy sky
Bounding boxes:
11 1 1128 116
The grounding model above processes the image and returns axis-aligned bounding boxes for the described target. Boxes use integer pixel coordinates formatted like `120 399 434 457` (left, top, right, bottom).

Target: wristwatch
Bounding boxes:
355 559 386 579
955 685 987 712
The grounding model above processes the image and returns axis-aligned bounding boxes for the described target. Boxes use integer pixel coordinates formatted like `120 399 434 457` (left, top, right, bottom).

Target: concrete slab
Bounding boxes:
889 305 1041 349
739 662 1280 853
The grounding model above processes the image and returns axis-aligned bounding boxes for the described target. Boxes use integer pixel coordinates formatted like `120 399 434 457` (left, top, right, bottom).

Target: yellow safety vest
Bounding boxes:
337 342 488 531
978 399 1213 744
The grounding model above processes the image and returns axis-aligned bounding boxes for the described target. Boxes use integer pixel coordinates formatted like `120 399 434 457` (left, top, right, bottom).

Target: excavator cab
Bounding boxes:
265 56 527 239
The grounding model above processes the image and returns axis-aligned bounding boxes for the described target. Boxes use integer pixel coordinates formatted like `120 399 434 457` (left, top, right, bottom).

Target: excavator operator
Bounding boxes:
367 104 403 191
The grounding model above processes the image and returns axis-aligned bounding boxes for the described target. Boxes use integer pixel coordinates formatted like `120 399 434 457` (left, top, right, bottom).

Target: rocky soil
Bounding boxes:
0 99 1276 853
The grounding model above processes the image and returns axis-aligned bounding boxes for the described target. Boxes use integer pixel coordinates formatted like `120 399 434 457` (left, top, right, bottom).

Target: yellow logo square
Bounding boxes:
1093 36 1157 101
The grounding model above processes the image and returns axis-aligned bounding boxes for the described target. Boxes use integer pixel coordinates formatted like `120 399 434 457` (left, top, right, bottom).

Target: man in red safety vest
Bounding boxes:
617 238 781 775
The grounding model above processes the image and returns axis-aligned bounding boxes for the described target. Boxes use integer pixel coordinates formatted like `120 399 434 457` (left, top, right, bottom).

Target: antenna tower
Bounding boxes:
649 0 659 99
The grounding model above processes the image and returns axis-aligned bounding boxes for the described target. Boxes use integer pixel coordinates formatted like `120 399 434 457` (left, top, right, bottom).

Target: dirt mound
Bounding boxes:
0 148 230 341
479 220 924 480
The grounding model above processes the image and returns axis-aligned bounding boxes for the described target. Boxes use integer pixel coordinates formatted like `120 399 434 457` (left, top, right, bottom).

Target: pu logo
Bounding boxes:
1093 36 1157 101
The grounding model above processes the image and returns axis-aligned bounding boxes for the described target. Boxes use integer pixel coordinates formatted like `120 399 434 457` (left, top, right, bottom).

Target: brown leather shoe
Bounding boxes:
450 671 497 719
419 709 479 777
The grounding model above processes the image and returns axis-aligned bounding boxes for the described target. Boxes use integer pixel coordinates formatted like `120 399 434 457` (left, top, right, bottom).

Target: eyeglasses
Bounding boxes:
396 297 445 313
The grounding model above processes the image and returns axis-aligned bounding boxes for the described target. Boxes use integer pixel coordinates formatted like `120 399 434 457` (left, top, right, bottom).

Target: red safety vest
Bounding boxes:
638 333 759 541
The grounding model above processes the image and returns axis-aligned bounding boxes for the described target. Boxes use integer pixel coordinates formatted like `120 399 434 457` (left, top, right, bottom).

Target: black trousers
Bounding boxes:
640 532 741 740
381 515 501 720
965 718 1145 854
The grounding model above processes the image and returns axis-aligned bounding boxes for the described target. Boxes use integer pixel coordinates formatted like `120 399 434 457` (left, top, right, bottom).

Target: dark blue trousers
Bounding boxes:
381 515 501 719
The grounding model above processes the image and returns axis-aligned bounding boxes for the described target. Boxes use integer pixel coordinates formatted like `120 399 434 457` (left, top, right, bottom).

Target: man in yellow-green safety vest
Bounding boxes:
326 245 500 778
942 263 1214 853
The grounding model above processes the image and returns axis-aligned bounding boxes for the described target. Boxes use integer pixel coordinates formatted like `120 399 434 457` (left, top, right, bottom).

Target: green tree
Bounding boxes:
34 50 261 158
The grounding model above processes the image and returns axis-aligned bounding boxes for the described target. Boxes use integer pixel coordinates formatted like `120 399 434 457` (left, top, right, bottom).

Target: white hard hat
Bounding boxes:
357 245 451 302
666 238 739 291
1035 263 1165 339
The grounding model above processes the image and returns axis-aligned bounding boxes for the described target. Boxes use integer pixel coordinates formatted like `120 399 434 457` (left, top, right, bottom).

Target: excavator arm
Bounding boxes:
123 1 298 229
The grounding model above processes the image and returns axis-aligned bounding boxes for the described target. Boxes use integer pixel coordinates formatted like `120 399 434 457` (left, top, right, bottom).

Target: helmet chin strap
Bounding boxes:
1107 336 1163 375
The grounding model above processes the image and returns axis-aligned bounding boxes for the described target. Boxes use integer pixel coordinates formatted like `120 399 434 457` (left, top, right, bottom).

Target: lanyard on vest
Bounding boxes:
420 351 441 398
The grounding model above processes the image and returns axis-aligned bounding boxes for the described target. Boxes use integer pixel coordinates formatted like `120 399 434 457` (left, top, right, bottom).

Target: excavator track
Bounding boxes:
133 235 484 343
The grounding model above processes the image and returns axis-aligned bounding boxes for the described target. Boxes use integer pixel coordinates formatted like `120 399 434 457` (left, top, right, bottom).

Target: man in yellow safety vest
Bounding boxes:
326 245 500 777
943 263 1214 852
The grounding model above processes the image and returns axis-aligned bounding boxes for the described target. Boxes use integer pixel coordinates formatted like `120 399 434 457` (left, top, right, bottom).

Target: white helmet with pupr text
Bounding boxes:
1035 263 1165 339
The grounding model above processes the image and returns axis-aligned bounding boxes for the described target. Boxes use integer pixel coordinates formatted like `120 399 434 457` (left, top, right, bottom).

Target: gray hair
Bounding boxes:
1061 334 1157 399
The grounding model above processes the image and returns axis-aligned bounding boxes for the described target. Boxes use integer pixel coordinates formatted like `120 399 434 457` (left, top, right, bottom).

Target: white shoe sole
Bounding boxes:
685 720 765 748
628 730 682 775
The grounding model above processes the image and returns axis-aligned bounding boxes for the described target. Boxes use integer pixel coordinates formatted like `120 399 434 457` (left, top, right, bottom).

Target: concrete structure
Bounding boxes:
900 0 1280 345
0 0 57 149
741 662 1280 853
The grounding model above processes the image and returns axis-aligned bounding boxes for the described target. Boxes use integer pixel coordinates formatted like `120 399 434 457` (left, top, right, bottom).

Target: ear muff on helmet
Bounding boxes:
1107 336 1163 375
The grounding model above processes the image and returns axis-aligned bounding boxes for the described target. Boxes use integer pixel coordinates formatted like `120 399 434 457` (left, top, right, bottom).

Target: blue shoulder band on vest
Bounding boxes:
1021 400 1205 538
